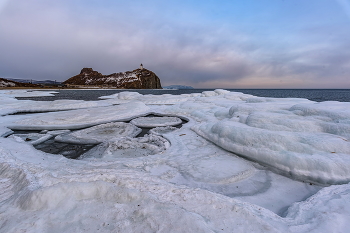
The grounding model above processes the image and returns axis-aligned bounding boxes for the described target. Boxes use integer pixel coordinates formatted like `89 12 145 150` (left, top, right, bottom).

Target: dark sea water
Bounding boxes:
16 89 350 102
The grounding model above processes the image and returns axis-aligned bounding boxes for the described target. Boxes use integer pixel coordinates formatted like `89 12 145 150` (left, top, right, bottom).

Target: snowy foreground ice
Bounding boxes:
1 89 350 232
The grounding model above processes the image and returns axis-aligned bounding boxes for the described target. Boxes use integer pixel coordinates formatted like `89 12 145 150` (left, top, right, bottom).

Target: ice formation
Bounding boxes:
130 116 182 127
149 126 178 135
55 122 142 144
81 134 170 160
1 89 350 232
7 102 150 130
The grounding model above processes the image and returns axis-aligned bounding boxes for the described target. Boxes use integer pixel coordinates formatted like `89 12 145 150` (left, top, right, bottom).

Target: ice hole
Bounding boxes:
5 114 186 160
129 114 188 137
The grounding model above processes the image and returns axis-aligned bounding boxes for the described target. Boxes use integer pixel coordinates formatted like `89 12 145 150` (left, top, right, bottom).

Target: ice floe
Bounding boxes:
149 126 178 135
9 133 54 146
55 122 142 144
99 91 189 105
1 89 350 232
130 116 182 127
81 134 170 160
8 102 150 130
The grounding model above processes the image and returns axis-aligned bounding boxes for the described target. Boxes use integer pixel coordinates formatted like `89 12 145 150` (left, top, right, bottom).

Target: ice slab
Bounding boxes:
55 122 142 144
99 91 189 105
9 133 54 146
0 90 57 98
0 99 111 116
8 102 150 130
149 126 178 135
130 116 182 128
192 100 350 185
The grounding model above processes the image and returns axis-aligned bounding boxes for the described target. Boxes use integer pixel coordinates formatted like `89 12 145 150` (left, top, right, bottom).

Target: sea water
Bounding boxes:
16 89 350 102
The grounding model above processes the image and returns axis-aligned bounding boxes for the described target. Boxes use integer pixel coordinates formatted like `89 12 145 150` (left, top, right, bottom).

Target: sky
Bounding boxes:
0 0 350 88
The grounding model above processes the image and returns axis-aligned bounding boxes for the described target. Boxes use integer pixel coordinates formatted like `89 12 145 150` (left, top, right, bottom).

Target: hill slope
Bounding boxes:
0 78 40 88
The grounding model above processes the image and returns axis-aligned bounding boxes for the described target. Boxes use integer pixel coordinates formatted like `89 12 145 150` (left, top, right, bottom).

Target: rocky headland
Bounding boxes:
63 67 162 89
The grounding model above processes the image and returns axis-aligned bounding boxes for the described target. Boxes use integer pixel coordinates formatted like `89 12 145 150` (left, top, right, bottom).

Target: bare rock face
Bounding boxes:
63 68 162 89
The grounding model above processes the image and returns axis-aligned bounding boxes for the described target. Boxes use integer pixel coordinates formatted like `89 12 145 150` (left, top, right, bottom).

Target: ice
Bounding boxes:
130 116 182 127
192 100 350 185
149 126 178 135
55 122 142 144
1 89 350 232
0 99 112 116
100 92 189 105
0 90 58 98
9 133 54 145
8 102 150 130
81 134 170 160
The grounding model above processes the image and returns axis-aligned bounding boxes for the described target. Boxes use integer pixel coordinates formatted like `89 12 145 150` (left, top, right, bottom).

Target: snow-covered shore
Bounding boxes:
1 89 350 232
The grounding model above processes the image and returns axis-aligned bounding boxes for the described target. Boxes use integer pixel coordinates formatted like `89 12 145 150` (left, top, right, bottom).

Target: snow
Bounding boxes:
1 89 350 232
0 80 16 87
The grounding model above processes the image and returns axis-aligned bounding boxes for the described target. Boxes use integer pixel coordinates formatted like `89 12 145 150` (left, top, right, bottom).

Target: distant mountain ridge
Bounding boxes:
63 67 162 89
6 78 61 85
0 77 40 88
163 85 194 89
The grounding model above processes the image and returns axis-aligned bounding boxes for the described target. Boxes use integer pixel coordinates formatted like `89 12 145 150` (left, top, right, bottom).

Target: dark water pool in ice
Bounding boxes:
8 114 188 159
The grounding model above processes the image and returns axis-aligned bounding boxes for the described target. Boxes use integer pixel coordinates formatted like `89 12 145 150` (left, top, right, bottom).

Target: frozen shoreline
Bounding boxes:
1 89 350 232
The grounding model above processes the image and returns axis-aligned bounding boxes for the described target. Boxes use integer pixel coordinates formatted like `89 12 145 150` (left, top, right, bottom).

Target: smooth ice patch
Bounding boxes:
184 155 255 184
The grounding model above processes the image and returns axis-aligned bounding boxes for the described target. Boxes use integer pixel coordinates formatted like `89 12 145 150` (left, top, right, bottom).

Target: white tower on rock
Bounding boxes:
140 63 144 70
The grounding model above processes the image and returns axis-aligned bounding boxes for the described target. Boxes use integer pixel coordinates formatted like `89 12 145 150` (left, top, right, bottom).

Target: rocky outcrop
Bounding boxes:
63 67 162 89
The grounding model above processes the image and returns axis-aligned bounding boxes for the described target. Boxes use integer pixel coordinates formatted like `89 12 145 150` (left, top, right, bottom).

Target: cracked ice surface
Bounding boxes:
1 89 350 232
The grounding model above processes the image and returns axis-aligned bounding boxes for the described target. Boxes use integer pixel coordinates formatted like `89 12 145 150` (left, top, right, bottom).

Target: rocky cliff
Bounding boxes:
63 68 162 89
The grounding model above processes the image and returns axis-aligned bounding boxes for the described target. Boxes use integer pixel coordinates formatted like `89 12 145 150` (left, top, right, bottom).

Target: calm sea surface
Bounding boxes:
16 89 350 102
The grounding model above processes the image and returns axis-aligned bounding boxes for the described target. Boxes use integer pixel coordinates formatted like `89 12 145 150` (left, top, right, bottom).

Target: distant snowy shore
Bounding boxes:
1 89 350 232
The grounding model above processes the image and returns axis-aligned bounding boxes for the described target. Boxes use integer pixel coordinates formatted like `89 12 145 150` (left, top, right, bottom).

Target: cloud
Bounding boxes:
0 0 349 88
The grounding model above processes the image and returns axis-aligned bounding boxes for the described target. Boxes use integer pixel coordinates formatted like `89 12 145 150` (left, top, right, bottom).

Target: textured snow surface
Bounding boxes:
1 89 350 232
81 134 170 160
130 116 182 127
99 91 189 105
